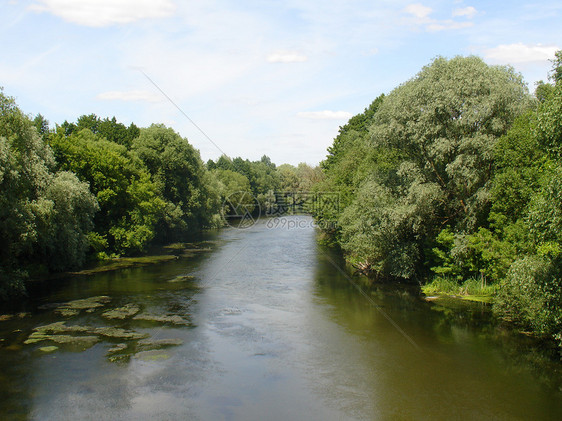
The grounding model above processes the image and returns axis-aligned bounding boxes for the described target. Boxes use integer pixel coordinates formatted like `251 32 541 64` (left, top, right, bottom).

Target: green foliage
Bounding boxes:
339 180 421 278
466 228 517 280
527 165 562 246
36 171 99 271
535 83 562 159
50 128 163 254
207 154 283 214
423 276 498 297
0 89 98 296
371 55 529 233
314 95 387 234
422 276 461 295
495 256 562 338
550 50 562 85
430 228 466 281
322 95 384 172
491 113 547 220
324 56 529 280
33 114 50 141
58 114 140 147
132 124 217 239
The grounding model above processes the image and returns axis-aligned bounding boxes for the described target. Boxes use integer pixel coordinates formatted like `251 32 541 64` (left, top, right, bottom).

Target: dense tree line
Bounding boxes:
207 154 322 213
0 93 321 298
315 54 562 348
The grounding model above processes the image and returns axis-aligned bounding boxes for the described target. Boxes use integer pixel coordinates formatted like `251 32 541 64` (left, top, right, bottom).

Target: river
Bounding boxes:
1 215 561 420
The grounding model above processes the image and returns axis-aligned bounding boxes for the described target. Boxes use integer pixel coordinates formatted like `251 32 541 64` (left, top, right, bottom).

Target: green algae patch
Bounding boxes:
162 243 186 250
94 327 149 340
134 350 171 361
24 321 146 350
137 338 183 351
33 322 90 334
38 346 58 353
101 304 140 320
167 275 195 283
132 313 191 326
26 333 99 349
54 296 111 317
24 322 92 344
104 338 182 362
107 343 128 354
0 313 30 322
72 255 178 276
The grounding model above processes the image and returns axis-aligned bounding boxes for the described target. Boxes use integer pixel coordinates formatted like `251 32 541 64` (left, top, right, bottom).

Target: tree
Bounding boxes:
535 83 562 159
50 128 163 254
33 114 50 141
98 117 140 148
371 56 529 233
36 171 99 271
1 89 98 296
320 56 530 280
132 124 217 239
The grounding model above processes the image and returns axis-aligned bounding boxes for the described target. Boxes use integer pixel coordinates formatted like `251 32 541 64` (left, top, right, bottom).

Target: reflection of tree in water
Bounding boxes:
313 244 562 393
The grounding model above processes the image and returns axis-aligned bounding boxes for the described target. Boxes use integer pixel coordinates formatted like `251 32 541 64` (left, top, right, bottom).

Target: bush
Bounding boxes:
494 256 562 339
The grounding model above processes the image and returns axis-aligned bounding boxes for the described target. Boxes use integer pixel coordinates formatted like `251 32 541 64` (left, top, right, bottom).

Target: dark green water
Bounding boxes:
1 215 561 420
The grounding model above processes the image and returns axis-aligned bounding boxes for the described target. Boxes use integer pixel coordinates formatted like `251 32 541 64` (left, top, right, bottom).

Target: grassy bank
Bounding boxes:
422 277 498 303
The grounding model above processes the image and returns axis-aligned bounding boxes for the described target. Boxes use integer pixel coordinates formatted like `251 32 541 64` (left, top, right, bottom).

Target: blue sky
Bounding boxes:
1 0 560 165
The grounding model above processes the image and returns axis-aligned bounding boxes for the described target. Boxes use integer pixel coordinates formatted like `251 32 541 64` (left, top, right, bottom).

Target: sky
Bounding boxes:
1 1 561 166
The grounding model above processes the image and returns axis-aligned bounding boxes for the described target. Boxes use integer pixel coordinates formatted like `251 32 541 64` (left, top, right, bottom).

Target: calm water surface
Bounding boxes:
1 215 561 420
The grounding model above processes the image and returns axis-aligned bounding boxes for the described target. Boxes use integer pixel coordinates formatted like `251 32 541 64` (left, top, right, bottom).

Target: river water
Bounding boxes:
1 215 561 420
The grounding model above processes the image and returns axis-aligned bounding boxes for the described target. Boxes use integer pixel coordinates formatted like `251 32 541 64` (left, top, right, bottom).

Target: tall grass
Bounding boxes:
422 276 498 296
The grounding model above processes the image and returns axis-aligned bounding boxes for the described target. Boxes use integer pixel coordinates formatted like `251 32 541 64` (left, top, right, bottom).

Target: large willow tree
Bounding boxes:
339 56 530 278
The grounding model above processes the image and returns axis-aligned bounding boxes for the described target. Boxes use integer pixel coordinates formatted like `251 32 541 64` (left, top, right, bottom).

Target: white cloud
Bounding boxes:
297 111 352 120
28 0 175 27
484 43 559 64
96 90 161 102
404 3 473 32
267 51 308 63
452 6 477 19
404 3 432 19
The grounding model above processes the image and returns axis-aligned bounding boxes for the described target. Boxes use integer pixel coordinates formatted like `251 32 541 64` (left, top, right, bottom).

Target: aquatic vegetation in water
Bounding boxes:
94 327 149 340
24 322 100 348
23 321 147 348
134 350 171 361
105 338 182 362
164 242 214 253
0 313 30 322
167 275 195 283
107 343 127 354
23 318 184 362
54 296 111 317
101 304 141 320
132 313 191 326
137 338 183 351
38 346 58 353
72 255 178 275
26 333 99 349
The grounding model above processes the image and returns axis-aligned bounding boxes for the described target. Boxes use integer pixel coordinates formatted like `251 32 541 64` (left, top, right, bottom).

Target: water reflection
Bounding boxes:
311 242 562 420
